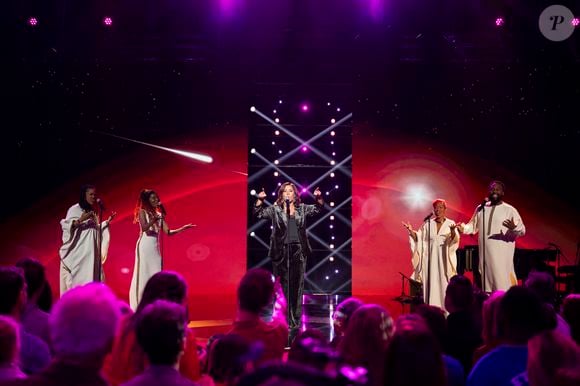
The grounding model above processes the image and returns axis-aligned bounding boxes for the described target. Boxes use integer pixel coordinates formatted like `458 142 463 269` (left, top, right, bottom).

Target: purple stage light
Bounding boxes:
301 188 307 193
28 17 38 26
103 16 113 26
572 18 580 27
301 146 308 152
301 104 309 112
495 17 504 27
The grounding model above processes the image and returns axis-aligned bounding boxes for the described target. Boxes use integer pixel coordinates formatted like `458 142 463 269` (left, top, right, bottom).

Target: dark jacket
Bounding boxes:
253 201 322 262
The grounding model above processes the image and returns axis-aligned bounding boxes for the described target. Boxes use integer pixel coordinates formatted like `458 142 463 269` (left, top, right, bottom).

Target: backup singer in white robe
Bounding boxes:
458 181 525 292
59 185 115 295
129 189 194 310
403 199 459 309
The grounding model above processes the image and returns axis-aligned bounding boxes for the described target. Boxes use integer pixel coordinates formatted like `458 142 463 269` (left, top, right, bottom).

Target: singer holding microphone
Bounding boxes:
253 182 323 332
457 180 525 292
129 189 194 309
402 199 459 309
59 184 116 296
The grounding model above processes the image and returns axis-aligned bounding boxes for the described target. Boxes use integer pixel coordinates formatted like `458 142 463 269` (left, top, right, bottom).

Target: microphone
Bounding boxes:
423 212 433 221
96 198 106 211
477 198 489 212
158 202 167 216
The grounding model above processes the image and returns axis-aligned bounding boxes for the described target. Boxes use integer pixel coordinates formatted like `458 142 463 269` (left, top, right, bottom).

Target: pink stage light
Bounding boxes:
495 17 504 27
28 17 38 26
103 17 113 26
301 146 308 152
572 18 580 27
301 104 309 112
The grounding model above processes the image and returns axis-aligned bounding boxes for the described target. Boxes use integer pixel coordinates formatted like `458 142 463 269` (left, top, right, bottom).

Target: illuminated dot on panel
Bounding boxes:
334 185 339 189
330 141 334 145
325 192 330 196
275 130 280 135
325 276 330 280
275 118 280 123
278 150 282 154
274 160 279 165
273 171 279 176
331 236 335 240
329 225 334 229
330 202 335 207
335 269 339 274
330 215 335 220
271 141 275 145
250 148 256 154
332 152 336 156
277 182 282 186
327 102 331 106
250 232 255 237
271 193 276 196
250 189 257 196
279 100 283 104
330 160 336 165
330 172 335 178
336 107 341 112
329 256 335 262
273 109 277 114
250 106 256 112
330 130 336 136
270 226 273 229
330 244 334 249
331 119 336 124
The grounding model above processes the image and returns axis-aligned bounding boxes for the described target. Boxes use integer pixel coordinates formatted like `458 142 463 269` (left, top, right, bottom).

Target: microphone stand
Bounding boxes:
425 215 432 305
94 204 103 282
480 203 487 293
285 199 291 331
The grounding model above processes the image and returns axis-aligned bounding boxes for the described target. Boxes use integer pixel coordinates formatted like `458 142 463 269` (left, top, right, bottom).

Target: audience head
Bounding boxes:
289 329 336 372
481 290 505 344
444 275 473 313
339 304 393 386
562 294 580 345
237 269 275 314
0 267 26 317
525 271 556 305
50 283 120 364
208 334 258 386
384 316 446 386
0 316 20 366
135 300 187 366
332 297 364 338
527 330 580 386
136 271 188 315
15 257 47 302
497 286 550 345
412 304 447 350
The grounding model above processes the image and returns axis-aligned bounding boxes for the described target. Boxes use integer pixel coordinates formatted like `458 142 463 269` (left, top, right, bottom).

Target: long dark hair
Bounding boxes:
134 189 160 224
275 182 301 207
78 184 96 212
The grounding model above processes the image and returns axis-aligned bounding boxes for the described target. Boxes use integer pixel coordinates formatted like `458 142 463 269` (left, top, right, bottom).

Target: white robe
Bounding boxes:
410 218 459 309
129 212 162 310
59 204 110 296
462 201 525 291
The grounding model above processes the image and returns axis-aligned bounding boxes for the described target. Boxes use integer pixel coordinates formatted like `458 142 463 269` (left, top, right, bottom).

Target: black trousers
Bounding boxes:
273 243 306 329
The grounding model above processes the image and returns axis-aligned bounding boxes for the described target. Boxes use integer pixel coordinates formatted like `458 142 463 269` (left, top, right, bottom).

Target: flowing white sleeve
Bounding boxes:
507 207 526 238
462 209 479 235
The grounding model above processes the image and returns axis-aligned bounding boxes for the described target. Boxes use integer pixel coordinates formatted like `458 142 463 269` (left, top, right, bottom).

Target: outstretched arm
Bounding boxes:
253 188 275 220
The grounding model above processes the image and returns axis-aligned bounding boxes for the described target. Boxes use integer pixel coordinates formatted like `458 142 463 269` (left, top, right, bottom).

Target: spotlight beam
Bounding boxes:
249 109 352 183
305 238 352 276
331 279 352 295
307 197 352 231
93 131 213 164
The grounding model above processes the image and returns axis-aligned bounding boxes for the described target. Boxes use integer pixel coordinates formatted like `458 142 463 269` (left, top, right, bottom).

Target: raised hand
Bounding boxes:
182 223 196 230
402 221 414 232
107 211 117 223
502 218 516 230
313 187 322 198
